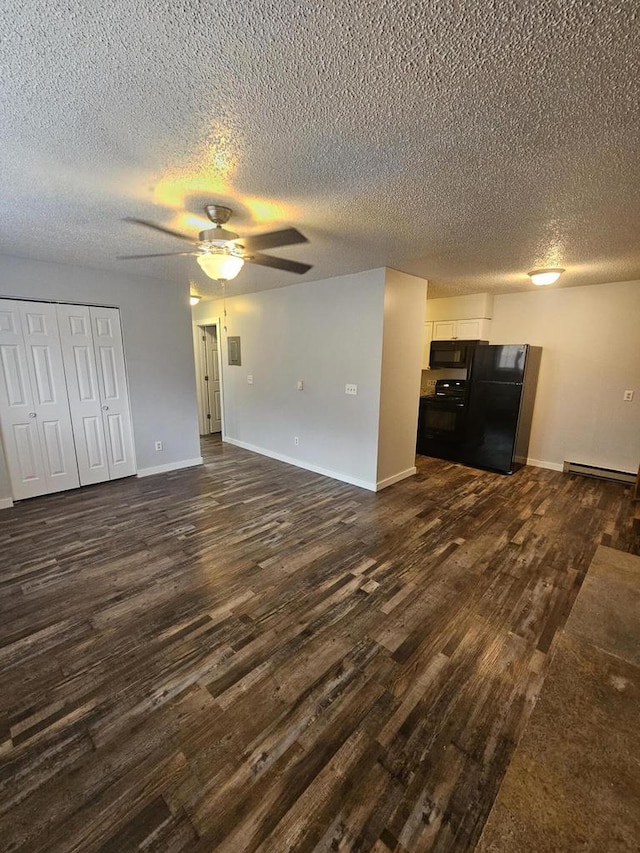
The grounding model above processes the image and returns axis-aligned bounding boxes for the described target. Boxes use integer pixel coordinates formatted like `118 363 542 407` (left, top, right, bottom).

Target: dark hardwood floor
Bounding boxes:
0 437 635 852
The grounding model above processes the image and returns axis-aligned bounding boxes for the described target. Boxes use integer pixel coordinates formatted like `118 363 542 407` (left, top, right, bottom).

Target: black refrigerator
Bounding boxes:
462 344 542 474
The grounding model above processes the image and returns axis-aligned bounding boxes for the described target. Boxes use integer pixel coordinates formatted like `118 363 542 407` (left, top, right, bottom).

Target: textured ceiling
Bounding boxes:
1 0 639 299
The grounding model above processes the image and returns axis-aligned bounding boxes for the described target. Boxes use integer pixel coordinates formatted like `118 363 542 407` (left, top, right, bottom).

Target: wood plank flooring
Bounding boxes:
0 437 635 852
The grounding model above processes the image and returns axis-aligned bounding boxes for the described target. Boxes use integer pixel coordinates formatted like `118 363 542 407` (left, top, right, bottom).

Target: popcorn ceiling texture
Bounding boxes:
1 0 639 298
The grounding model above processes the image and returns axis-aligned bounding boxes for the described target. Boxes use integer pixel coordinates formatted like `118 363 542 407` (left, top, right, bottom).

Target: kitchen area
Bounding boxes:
417 292 541 475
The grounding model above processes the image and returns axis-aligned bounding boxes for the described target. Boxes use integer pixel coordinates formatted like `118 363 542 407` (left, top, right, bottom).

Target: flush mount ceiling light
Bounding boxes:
527 268 565 286
189 295 201 306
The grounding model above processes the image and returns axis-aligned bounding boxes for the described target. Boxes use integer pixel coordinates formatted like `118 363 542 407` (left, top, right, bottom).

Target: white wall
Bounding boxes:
490 280 640 473
0 254 202 503
193 269 386 489
377 270 427 486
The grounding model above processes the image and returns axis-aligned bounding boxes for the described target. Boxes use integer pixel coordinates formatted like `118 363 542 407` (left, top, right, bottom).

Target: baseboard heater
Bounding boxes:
563 461 636 485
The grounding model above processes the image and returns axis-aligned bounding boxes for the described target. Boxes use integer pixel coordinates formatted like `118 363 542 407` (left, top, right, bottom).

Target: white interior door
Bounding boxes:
204 325 222 433
0 299 80 499
19 301 80 494
57 304 110 486
89 307 136 479
0 300 49 499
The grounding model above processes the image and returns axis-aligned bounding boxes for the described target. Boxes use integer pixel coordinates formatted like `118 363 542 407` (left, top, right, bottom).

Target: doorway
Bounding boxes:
194 321 223 436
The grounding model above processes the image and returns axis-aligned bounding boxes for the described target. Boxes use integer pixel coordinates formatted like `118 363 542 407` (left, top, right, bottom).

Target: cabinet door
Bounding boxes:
433 321 456 340
422 321 433 369
57 304 110 486
0 300 49 499
432 318 491 341
90 307 136 479
456 319 482 339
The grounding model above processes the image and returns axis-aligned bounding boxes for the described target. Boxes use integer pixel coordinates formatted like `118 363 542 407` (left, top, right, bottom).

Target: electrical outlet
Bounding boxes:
345 383 358 396
427 379 436 387
296 380 304 391
294 436 300 446
623 390 634 401
155 440 163 451
247 374 253 385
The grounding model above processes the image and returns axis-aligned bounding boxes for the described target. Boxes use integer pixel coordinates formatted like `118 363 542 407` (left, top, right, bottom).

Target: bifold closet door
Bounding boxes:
57 304 111 485
57 304 136 484
0 300 79 499
89 307 136 480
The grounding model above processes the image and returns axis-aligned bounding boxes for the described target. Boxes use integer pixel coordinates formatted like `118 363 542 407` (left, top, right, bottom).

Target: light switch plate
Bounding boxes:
247 374 253 385
345 384 358 396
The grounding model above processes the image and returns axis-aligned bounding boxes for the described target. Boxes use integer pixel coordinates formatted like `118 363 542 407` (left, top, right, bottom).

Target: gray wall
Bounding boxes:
490 279 640 473
193 269 387 488
0 254 201 502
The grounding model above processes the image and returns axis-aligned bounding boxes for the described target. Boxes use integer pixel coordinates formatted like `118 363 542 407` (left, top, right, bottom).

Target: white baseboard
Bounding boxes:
137 457 203 478
527 458 564 472
376 467 417 491
223 437 378 491
0 497 13 510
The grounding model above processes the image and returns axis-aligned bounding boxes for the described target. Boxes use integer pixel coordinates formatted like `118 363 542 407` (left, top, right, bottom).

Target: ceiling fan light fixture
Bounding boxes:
197 250 245 282
527 268 565 286
121 204 311 277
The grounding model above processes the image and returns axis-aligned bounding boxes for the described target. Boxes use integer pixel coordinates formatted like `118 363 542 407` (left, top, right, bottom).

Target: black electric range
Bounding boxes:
417 379 468 458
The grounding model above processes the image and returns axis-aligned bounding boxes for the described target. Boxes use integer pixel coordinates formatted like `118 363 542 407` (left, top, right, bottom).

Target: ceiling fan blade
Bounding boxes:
123 217 197 244
239 228 308 252
246 252 312 275
117 251 197 260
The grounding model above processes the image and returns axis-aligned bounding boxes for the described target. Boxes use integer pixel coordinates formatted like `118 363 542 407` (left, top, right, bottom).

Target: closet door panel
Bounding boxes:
57 304 110 485
83 417 105 470
0 300 48 499
1 342 30 407
42 420 66 475
18 302 79 493
90 307 136 479
30 345 56 404
106 413 126 465
10 421 46 495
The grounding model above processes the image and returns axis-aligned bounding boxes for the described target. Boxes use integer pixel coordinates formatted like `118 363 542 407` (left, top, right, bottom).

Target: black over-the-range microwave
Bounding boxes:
429 339 488 370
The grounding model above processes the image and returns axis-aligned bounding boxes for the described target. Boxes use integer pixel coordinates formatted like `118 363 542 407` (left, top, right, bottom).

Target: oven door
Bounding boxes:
418 398 467 446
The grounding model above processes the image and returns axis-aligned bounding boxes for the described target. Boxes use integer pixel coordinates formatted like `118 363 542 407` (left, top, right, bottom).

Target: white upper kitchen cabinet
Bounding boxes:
432 318 491 341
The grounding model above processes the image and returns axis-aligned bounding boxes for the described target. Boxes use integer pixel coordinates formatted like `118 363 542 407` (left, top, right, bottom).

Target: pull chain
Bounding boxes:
221 280 227 333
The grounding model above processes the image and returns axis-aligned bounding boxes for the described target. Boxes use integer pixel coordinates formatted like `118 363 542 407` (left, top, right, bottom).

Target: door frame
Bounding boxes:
193 317 225 439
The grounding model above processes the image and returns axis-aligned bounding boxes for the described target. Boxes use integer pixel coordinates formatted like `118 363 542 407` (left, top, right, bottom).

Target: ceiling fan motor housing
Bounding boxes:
200 206 238 243
204 204 232 226
198 226 240 244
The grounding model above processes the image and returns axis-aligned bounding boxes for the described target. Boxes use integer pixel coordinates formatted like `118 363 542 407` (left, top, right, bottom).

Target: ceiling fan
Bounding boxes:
119 204 312 281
